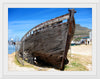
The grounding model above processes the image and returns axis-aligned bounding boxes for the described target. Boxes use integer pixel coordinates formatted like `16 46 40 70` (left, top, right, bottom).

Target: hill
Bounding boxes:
74 24 92 38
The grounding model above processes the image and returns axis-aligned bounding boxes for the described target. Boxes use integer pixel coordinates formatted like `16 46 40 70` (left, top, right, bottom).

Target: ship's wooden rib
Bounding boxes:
19 9 76 70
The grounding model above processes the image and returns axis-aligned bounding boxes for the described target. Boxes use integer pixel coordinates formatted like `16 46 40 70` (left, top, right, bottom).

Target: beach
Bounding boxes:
8 53 36 71
8 44 92 71
70 44 92 56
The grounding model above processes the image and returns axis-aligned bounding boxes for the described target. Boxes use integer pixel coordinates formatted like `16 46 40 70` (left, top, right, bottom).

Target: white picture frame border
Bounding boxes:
0 0 100 79
3 2 97 76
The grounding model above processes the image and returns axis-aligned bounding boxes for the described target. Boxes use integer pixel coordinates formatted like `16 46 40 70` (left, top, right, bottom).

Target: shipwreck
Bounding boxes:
18 9 76 70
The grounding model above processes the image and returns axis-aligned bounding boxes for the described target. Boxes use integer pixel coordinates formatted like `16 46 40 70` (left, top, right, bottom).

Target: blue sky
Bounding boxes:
8 8 92 41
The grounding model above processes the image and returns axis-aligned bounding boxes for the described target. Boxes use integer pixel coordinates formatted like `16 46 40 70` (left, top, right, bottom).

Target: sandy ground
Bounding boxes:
70 44 92 56
8 53 36 71
8 44 92 71
70 44 92 71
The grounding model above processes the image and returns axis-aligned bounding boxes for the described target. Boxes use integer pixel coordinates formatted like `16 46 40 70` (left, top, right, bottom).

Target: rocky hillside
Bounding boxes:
74 24 92 38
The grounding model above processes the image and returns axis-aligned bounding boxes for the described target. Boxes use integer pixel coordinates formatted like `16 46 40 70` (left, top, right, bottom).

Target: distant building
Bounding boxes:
81 37 89 45
81 31 92 45
89 31 92 41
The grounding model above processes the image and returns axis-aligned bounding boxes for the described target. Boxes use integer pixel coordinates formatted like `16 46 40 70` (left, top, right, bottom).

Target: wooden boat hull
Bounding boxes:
18 9 76 70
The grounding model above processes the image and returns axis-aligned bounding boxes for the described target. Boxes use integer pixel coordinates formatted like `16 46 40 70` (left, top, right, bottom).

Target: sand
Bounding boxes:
8 53 36 71
70 44 92 56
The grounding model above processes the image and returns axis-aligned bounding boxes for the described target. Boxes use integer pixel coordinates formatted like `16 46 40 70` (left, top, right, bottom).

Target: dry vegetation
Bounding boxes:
64 53 92 71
